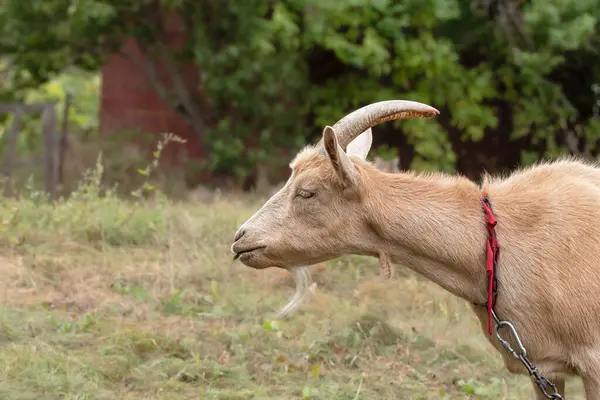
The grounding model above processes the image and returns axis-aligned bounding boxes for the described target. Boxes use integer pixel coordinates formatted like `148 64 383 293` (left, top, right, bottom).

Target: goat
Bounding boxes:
231 100 600 399
373 155 401 174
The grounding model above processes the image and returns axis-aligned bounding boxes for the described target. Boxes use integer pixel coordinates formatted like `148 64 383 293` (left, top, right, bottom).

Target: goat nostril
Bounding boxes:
234 228 246 242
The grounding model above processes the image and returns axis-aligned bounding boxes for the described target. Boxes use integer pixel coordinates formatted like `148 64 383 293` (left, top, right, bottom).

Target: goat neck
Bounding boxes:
359 166 489 303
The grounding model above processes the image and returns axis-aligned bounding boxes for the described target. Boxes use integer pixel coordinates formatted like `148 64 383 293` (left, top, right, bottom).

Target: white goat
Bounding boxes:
231 100 600 399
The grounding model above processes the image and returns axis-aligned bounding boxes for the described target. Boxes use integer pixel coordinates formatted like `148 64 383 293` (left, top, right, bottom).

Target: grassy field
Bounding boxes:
0 171 587 399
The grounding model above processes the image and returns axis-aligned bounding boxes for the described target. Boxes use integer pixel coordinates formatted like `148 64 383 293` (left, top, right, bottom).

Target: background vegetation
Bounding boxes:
1 0 599 185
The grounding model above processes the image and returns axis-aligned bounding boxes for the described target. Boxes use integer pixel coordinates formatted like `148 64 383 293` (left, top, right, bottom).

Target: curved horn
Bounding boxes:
319 100 440 150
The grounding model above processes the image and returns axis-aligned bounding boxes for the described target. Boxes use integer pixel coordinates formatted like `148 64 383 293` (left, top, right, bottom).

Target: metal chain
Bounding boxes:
491 310 565 399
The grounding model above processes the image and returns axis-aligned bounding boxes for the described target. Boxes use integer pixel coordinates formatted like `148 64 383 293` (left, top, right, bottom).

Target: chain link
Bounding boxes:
491 310 565 399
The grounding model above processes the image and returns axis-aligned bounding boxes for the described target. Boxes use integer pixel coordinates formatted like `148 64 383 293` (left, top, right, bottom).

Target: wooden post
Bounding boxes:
0 105 23 177
58 93 72 186
41 104 59 199
0 106 23 197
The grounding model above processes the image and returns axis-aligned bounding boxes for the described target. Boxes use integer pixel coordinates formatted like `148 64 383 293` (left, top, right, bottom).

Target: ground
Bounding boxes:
0 177 587 399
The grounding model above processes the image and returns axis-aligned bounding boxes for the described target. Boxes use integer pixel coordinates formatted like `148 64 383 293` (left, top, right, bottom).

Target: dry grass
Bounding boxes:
0 171 587 399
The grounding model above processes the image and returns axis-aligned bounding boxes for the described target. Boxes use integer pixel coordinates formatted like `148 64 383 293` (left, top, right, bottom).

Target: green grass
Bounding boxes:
0 173 587 399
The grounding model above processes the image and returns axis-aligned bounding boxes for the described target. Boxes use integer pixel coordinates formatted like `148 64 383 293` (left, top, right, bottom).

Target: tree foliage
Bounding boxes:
1 0 599 181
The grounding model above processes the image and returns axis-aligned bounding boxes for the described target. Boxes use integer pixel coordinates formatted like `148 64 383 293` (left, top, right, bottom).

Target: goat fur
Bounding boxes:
232 125 600 398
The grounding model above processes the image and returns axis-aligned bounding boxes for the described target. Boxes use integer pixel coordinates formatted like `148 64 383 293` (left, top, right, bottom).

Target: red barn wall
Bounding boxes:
99 12 204 167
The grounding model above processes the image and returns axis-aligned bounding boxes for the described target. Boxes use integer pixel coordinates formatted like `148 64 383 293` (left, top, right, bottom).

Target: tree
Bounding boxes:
1 0 599 182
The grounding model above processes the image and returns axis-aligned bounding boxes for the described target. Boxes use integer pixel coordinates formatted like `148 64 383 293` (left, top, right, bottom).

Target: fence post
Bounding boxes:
42 103 59 199
0 105 23 177
58 92 72 186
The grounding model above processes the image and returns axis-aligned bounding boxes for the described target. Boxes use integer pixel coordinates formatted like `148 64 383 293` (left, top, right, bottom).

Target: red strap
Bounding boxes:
481 197 500 335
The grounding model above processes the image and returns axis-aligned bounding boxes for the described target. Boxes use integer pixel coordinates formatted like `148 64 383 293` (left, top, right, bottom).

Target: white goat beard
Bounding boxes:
273 266 316 318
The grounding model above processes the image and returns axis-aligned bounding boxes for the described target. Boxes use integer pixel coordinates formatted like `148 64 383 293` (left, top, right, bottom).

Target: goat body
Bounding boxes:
231 100 600 399
474 158 600 398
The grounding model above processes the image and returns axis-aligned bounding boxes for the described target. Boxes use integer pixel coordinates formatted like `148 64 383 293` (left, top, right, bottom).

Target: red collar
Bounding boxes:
481 196 500 335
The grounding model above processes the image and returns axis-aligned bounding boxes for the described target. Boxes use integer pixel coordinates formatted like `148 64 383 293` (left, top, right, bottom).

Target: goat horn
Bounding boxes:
319 100 440 151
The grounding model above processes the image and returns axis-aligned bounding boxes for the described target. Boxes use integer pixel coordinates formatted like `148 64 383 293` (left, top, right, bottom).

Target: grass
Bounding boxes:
0 159 587 399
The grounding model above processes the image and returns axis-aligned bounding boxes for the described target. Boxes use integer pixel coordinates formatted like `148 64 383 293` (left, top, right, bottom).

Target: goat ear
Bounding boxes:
346 128 372 160
323 126 357 187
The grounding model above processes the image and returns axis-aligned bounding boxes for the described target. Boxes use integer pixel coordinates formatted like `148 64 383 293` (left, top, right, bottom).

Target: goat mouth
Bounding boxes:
233 246 266 261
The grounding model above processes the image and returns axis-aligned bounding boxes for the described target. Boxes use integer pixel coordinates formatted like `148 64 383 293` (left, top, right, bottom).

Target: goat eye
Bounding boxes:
296 190 314 199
